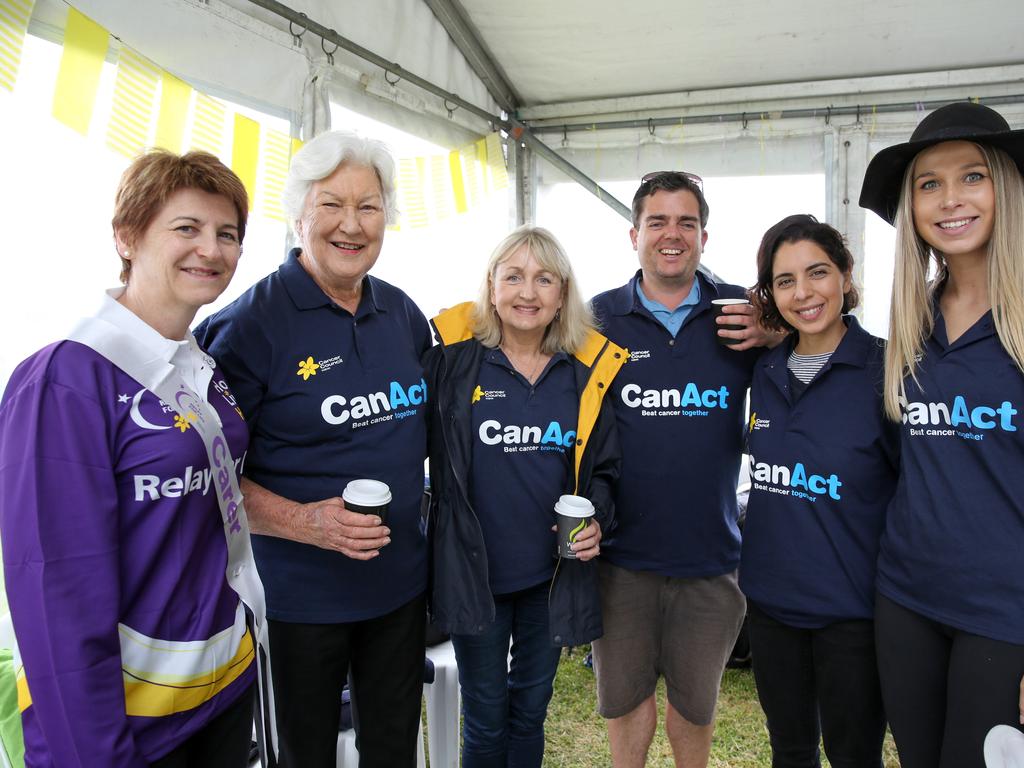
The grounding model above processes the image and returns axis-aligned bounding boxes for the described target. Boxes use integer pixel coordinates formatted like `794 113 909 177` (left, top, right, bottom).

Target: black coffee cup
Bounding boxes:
554 495 595 559
342 479 392 524
712 299 751 346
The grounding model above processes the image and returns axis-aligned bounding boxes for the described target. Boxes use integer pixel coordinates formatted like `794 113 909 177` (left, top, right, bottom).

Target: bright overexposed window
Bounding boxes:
536 174 826 300
0 33 290 390
0 37 519 390
862 213 897 338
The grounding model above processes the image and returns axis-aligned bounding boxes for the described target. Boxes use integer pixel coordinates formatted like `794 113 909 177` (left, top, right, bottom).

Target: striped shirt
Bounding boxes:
787 350 833 384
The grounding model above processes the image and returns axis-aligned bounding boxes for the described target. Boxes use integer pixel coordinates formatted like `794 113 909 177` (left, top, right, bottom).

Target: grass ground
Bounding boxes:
542 647 901 767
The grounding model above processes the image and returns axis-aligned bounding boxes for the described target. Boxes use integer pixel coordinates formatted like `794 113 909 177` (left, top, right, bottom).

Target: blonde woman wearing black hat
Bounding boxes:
860 101 1024 768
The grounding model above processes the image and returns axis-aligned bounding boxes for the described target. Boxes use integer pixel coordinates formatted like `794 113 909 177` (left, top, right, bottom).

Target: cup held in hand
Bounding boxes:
555 494 595 559
342 479 392 524
712 298 751 346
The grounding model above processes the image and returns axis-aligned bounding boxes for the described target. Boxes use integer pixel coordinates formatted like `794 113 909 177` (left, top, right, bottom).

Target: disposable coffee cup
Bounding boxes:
712 298 751 346
555 495 595 559
342 479 392 524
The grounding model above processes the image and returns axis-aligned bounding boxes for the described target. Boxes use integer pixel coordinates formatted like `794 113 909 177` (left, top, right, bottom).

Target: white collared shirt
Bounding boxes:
95 287 215 403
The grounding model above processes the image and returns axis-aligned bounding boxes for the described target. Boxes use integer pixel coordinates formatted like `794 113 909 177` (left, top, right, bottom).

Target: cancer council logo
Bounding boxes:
297 356 320 380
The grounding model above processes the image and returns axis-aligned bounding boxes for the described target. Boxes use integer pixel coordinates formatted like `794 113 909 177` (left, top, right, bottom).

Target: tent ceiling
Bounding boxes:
455 0 1022 111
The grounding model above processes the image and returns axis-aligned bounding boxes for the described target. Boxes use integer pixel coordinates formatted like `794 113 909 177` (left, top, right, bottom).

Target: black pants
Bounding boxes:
875 593 1024 768
150 684 255 768
268 592 426 768
747 602 885 768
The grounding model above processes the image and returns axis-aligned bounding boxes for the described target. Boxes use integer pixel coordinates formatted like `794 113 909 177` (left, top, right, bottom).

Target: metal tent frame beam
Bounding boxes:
422 0 521 114
243 0 631 222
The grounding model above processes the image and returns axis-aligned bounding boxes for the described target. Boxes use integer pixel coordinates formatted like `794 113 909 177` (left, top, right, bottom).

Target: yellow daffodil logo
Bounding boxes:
472 385 483 404
174 413 196 432
749 412 757 432
297 356 320 381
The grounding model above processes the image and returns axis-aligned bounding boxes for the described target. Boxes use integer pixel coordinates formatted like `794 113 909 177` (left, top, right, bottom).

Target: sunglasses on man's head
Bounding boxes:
640 171 703 190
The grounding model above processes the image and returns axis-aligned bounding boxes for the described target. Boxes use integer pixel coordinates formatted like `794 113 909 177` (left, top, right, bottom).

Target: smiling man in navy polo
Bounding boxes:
590 172 771 768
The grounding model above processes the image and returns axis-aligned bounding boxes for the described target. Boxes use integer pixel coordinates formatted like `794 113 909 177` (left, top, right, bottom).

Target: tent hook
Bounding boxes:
742 112 748 130
444 99 459 119
289 13 307 47
648 117 655 136
321 34 338 65
384 69 401 86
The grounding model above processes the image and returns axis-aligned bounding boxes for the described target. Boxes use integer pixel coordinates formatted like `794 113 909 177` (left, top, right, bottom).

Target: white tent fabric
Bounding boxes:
21 0 1024 280
33 0 502 148
457 0 1022 107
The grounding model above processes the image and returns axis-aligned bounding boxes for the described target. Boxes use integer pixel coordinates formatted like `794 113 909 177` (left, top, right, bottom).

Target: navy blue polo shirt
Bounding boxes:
195 249 431 623
591 271 759 577
469 350 577 594
878 308 1024 644
740 317 899 627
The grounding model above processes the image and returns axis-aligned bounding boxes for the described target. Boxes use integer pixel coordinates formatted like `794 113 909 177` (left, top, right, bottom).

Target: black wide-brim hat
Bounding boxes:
859 101 1024 224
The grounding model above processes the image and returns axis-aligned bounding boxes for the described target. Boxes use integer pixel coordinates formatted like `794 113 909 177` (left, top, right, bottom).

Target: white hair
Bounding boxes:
282 130 399 227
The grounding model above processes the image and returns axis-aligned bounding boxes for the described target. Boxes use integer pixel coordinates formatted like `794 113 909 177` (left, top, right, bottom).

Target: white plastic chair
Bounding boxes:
336 712 426 768
423 641 460 768
336 641 460 768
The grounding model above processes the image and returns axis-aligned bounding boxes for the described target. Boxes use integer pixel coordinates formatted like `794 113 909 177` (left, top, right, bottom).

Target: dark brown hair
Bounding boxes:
111 149 248 281
631 172 709 228
752 214 859 334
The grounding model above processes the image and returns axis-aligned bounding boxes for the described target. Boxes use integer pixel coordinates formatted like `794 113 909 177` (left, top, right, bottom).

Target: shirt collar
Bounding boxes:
280 247 386 316
609 269 722 317
636 276 701 315
94 287 215 385
762 314 874 371
96 287 186 364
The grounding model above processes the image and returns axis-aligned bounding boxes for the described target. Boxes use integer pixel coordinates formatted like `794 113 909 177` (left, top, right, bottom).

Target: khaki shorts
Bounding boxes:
591 561 746 725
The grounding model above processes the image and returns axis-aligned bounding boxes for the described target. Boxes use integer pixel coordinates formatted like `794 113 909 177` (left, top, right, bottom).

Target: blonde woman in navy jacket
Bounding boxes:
424 226 625 768
741 215 899 768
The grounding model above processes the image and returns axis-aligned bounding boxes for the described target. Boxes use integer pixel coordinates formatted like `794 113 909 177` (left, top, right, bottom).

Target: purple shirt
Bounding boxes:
0 304 254 766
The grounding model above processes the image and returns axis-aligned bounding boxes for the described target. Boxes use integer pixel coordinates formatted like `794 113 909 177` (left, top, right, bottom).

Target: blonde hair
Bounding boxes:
472 226 595 355
885 143 1024 420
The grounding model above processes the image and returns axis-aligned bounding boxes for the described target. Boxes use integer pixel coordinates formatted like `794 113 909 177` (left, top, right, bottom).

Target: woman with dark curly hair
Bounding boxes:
740 214 898 768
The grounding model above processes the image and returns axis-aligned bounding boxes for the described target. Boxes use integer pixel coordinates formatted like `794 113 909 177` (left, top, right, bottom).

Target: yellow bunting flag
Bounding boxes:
290 136 303 158
260 128 291 222
0 0 35 92
398 157 428 228
474 138 491 194
429 154 452 221
485 133 509 190
154 70 191 153
106 46 160 158
231 113 259 205
459 142 482 208
449 149 468 214
52 7 108 135
190 92 226 155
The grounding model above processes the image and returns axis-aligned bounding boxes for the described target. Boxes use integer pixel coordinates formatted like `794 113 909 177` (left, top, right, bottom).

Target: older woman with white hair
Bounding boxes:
196 131 430 768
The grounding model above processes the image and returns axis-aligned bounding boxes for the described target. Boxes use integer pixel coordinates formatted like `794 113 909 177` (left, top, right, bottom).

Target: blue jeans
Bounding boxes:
451 582 563 768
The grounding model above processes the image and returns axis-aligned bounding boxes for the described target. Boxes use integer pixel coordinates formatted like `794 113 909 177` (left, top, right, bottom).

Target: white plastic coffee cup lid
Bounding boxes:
711 298 750 306
984 725 1024 768
554 494 595 518
343 479 392 506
